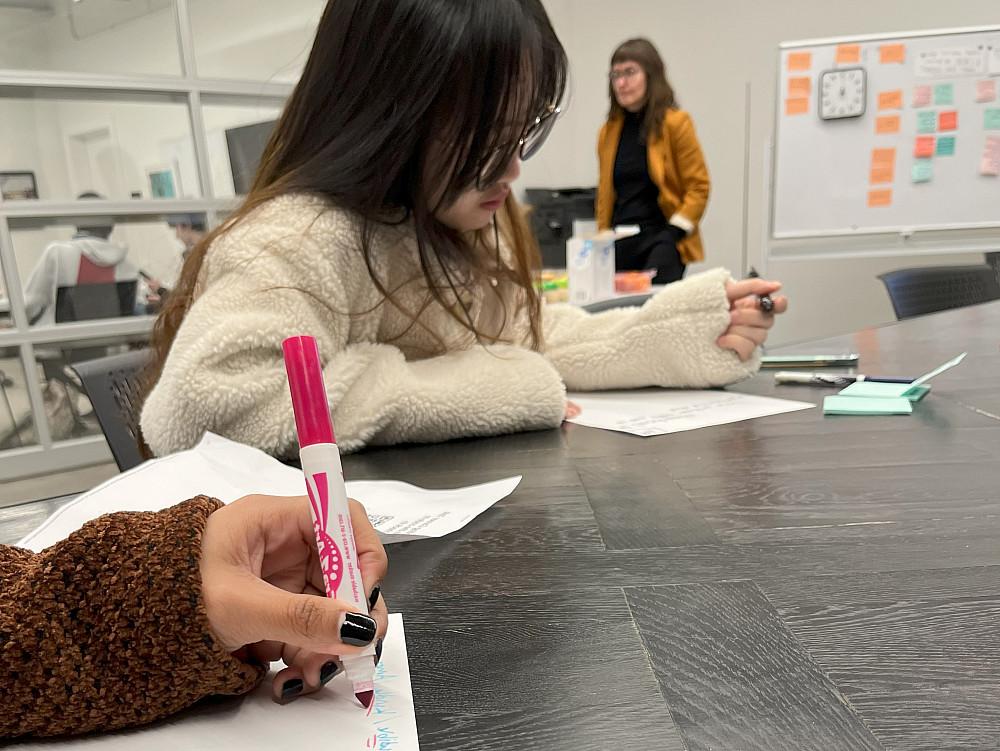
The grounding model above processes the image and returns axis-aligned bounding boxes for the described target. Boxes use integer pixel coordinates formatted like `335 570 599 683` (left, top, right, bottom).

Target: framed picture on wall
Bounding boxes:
0 171 38 200
146 163 182 199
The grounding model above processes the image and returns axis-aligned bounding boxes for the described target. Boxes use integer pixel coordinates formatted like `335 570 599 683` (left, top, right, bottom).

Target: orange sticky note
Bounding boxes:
788 76 811 98
787 52 812 71
914 136 935 158
878 90 903 110
876 115 901 134
879 44 906 64
836 44 861 64
869 147 896 184
938 110 958 131
868 189 892 207
785 98 809 116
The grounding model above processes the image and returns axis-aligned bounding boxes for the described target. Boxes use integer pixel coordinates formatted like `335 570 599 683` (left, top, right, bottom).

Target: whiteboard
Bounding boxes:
772 26 1000 238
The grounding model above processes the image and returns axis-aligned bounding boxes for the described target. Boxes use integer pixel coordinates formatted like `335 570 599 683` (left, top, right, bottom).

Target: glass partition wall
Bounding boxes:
0 0 312 487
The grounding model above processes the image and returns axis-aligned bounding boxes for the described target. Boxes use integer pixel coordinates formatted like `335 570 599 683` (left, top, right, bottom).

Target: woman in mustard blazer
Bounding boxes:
597 38 710 284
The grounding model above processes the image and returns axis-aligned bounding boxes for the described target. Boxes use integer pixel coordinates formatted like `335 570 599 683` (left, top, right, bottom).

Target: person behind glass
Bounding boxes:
597 38 710 285
140 0 786 461
22 191 143 325
167 212 208 260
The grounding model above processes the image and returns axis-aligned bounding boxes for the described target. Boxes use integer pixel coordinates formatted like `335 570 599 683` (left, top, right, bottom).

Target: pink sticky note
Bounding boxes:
982 137 1000 177
938 111 958 131
976 79 997 104
913 85 932 108
914 136 935 158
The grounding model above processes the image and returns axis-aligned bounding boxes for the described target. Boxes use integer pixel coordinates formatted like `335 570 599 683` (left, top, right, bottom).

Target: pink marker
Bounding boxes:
283 335 376 709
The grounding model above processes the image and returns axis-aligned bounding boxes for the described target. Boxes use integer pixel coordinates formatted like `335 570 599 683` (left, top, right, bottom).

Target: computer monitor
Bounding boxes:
225 120 277 195
55 281 138 324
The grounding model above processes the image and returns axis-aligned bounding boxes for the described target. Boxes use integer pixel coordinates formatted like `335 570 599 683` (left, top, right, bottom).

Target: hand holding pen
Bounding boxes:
199 494 389 705
718 275 788 361
747 267 774 313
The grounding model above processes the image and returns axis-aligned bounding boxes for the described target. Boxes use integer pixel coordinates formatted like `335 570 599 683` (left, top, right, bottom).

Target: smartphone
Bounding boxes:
760 354 860 369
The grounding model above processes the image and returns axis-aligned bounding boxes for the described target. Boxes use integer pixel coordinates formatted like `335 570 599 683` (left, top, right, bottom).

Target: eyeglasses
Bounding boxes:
476 105 561 189
609 66 641 83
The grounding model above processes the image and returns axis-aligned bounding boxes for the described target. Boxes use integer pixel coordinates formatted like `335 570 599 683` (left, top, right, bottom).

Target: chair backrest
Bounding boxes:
877 265 1000 320
70 349 151 471
55 281 137 323
582 293 652 314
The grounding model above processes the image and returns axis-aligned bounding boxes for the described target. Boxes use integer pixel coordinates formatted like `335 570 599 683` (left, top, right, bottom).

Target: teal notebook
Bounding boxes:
836 353 967 403
838 382 931 401
823 395 913 415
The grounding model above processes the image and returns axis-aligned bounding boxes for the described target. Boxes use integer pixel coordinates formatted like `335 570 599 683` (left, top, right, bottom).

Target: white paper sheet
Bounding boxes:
19 433 520 551
14 614 419 750
566 389 814 437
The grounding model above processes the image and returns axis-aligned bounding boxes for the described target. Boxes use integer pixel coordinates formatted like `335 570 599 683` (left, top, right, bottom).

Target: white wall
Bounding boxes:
532 0 1000 344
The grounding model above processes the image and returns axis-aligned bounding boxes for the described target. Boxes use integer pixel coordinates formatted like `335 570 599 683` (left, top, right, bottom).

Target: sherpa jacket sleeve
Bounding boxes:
0 497 264 740
140 204 566 457
540 268 760 391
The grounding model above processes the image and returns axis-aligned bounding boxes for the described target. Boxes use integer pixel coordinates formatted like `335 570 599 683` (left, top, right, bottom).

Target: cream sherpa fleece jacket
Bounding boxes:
141 193 758 457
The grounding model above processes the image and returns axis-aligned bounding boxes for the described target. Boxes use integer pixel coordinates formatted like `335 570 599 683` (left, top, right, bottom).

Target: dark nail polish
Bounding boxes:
368 586 381 610
320 661 340 685
281 679 303 700
374 638 383 667
341 613 377 646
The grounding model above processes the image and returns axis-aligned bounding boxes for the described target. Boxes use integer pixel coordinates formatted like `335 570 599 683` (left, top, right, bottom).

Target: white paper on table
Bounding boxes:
19 433 520 551
14 613 419 751
566 389 814 437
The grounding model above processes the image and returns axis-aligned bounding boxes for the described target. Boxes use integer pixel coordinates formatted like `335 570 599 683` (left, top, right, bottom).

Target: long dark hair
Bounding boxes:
608 38 677 142
146 0 566 400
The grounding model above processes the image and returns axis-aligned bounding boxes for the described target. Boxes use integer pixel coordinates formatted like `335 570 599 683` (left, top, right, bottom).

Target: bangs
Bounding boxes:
428 1 567 203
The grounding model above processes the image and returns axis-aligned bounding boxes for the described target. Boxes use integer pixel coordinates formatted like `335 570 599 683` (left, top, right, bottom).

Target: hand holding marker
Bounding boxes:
283 335 378 709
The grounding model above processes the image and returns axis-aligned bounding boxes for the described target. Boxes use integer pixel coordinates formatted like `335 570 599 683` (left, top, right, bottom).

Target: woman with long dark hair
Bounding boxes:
140 1 785 460
598 38 710 284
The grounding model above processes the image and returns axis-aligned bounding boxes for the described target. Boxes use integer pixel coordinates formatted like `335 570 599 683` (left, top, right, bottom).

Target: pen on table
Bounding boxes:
774 371 914 386
283 334 377 709
747 266 774 313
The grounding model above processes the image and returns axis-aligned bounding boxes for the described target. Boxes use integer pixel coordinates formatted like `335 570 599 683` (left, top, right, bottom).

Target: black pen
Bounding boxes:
747 267 774 313
774 372 914 386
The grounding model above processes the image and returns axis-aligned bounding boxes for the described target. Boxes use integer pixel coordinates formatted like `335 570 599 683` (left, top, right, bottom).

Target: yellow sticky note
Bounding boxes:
836 44 861 64
879 44 906 64
788 76 811 98
785 98 809 116
787 52 812 71
876 115 901 134
878 90 903 110
867 188 892 207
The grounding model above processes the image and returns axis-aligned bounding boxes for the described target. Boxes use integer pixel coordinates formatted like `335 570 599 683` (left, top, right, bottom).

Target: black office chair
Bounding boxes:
877 265 1000 320
582 293 652 314
71 349 151 471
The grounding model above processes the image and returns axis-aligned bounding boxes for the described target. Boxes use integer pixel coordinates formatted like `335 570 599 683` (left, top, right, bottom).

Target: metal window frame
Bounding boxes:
0 0 294 482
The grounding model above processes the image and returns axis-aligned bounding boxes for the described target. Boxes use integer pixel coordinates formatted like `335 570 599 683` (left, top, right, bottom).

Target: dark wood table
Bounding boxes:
343 302 1000 751
3 303 999 750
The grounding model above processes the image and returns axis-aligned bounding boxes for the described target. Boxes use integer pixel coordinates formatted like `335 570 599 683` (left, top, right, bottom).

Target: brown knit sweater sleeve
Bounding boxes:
1 496 265 739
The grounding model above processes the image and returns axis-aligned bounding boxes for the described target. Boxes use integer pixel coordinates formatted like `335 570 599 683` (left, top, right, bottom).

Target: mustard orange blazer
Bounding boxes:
596 108 710 264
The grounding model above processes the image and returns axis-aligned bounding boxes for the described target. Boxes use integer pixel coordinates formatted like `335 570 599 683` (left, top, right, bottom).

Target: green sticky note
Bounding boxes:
985 109 1000 130
917 110 937 133
934 83 954 105
936 135 956 156
911 159 934 183
824 395 913 415
838 382 931 402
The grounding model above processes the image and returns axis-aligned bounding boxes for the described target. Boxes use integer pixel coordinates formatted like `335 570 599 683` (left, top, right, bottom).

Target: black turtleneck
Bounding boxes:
611 109 663 228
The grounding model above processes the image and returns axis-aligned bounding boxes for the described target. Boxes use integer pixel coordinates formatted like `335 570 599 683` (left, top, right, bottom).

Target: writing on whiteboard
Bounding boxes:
915 47 986 78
